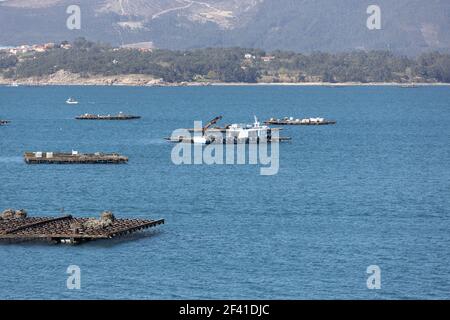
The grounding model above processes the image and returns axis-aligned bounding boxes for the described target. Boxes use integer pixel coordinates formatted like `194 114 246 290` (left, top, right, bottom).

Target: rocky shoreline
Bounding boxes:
0 70 165 86
1 70 449 87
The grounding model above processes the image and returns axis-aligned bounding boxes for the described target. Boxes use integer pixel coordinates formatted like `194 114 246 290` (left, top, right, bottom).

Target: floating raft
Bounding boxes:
24 152 128 164
264 118 336 126
75 113 141 120
0 120 10 126
0 211 164 245
166 136 291 144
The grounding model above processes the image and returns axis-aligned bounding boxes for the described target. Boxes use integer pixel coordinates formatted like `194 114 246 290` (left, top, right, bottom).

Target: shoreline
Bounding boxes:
1 82 449 87
210 82 450 87
1 77 449 88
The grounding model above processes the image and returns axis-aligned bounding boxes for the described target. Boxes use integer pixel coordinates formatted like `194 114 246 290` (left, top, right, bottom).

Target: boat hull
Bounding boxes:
166 136 291 144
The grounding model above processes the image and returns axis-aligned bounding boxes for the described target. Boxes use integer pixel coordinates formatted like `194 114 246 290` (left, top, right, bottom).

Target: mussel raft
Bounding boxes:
0 209 164 245
264 117 336 125
24 151 128 164
75 113 141 120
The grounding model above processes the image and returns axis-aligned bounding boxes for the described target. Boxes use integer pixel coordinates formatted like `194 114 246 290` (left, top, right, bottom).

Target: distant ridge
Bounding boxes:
1 0 450 55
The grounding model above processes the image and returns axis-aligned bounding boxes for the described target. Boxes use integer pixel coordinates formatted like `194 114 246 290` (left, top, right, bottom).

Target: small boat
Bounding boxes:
66 97 79 104
0 120 10 126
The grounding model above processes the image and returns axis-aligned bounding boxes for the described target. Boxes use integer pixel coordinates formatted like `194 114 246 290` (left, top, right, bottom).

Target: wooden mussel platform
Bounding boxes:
76 112 141 120
0 209 164 245
265 117 336 126
24 151 128 164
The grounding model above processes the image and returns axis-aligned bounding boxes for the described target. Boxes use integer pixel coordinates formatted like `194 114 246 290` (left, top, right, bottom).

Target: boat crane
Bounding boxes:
202 115 223 135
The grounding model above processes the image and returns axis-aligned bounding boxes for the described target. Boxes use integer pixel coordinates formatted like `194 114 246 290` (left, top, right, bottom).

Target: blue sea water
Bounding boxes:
0 85 449 299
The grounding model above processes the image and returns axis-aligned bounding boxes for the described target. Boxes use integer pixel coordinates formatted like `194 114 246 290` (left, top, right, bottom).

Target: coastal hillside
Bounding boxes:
1 0 450 55
1 39 450 84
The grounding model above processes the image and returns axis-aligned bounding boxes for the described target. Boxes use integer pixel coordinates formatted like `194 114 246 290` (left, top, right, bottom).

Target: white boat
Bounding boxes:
168 115 288 144
66 97 79 104
193 136 208 144
188 116 272 144
225 116 271 140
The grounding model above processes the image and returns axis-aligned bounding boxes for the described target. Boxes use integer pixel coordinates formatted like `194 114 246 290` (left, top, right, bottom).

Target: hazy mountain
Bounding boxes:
1 0 449 54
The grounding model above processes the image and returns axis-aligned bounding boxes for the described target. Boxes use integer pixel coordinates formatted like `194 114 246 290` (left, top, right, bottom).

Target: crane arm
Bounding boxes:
202 115 223 134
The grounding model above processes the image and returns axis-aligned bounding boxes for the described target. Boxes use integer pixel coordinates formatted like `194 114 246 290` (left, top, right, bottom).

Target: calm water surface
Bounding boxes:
0 85 449 299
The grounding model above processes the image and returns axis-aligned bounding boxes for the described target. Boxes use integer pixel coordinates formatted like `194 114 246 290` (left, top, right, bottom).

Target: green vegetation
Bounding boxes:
1 38 450 83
